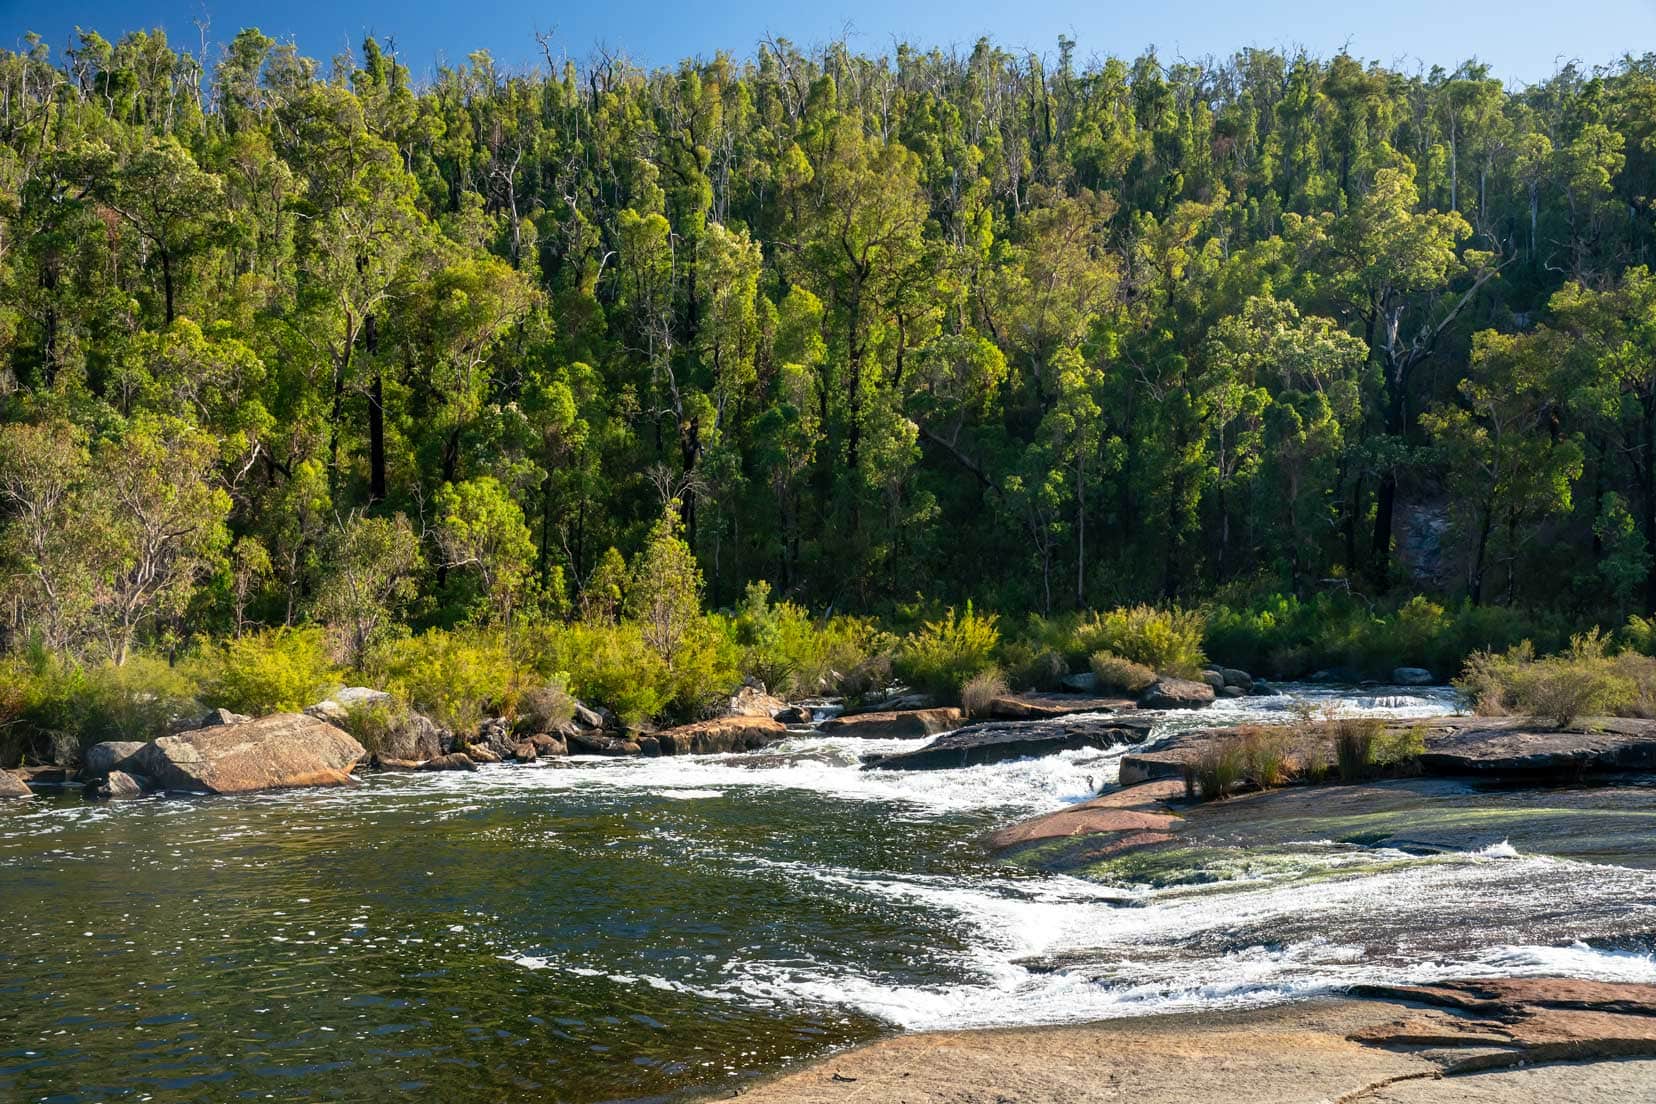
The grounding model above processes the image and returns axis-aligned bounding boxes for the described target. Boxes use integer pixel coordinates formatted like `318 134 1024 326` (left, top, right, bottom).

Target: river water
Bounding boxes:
4 686 1656 1102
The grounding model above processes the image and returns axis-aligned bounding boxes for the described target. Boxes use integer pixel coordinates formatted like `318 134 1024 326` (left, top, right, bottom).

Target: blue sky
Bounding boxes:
6 0 1655 84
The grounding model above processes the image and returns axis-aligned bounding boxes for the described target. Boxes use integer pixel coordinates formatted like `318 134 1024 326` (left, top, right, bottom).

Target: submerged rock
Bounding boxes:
419 752 477 771
81 740 147 779
865 716 1155 771
0 770 31 799
657 715 787 755
985 692 1136 721
128 713 365 795
818 707 964 740
88 770 146 800
566 730 643 756
1138 677 1216 710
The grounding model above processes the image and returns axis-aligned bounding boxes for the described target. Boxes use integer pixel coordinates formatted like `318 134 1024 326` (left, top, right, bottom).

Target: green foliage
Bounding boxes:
1458 630 1639 727
370 629 525 733
1332 717 1384 781
895 603 1001 700
2 651 201 764
195 627 338 716
534 621 669 726
517 680 576 734
1074 606 1206 676
1088 652 1158 694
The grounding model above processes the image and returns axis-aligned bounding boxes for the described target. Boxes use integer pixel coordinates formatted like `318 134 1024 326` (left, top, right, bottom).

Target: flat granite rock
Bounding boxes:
985 692 1137 721
0 770 31 799
865 716 1155 771
819 708 965 740
128 713 366 795
985 780 1187 850
1417 717 1656 776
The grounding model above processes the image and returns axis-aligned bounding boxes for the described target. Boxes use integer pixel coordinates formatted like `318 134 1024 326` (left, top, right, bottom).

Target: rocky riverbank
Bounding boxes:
720 979 1656 1103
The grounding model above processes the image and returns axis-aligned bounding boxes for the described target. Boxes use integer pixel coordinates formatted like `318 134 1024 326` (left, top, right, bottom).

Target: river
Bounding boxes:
4 686 1656 1102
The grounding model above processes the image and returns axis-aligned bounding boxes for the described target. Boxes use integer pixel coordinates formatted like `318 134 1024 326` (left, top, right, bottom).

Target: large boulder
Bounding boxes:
1392 666 1434 686
375 711 444 763
571 701 607 730
865 716 1155 771
657 715 788 755
127 713 365 795
0 770 31 799
818 707 964 740
985 693 1136 721
81 740 147 779
1060 671 1099 693
419 752 477 772
1138 677 1216 710
727 684 789 718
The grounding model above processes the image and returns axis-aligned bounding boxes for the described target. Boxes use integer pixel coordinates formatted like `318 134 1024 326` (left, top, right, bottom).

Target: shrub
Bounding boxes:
1457 631 1638 727
961 668 1009 718
370 629 524 732
1075 605 1205 676
335 700 412 759
662 614 743 721
518 679 576 733
895 603 1001 699
1237 726 1293 788
1089 651 1157 694
1373 724 1427 771
196 627 337 716
4 652 199 764
1333 717 1383 781
1190 737 1246 800
1001 641 1070 691
532 621 670 726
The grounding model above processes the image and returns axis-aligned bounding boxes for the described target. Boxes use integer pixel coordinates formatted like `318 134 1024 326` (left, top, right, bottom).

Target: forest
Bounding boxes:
1 26 1655 745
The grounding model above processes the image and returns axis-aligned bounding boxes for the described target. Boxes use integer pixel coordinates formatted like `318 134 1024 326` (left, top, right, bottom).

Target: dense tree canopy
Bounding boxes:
2 27 1655 661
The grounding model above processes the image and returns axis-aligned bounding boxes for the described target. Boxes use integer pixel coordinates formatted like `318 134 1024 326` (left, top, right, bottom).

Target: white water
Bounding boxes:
467 684 1656 1030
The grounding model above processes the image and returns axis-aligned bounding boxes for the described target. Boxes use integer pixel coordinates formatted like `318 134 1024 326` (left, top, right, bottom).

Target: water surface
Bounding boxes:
4 686 1655 1102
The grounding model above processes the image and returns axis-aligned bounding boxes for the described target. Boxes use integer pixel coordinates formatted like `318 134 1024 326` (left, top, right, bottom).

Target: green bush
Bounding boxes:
3 651 200 764
999 640 1070 691
1074 605 1205 676
1237 726 1293 788
194 627 338 716
663 614 743 720
518 679 576 733
1457 630 1638 727
1332 717 1383 781
370 629 524 732
535 621 670 726
1187 737 1246 800
895 603 1001 699
1089 651 1157 694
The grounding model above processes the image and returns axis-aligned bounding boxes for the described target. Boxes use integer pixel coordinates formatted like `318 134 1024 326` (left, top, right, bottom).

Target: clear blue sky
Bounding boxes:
7 0 1655 85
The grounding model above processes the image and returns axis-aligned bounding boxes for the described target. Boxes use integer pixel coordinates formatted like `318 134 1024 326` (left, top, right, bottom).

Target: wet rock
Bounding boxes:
986 693 1137 721
1138 677 1215 710
530 733 568 757
88 770 146 800
985 781 1187 850
656 715 788 755
774 705 813 726
419 752 477 772
465 743 502 764
636 735 661 757
845 692 938 714
1060 671 1099 693
571 701 607 730
1220 685 1247 698
566 730 643 756
0 770 31 799
1219 667 1254 691
82 740 147 779
1393 667 1434 686
376 757 425 771
1199 669 1226 691
727 684 789 718
474 717 516 758
127 713 365 795
865 716 1155 771
819 708 964 740
1417 717 1656 778
511 742 538 763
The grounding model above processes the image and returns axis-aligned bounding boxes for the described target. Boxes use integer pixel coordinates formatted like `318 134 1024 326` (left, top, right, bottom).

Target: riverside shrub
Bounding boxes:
1458 630 1638 726
895 603 1001 699
960 668 1009 717
1088 651 1157 694
1074 605 1205 676
196 627 337 716
371 629 525 733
